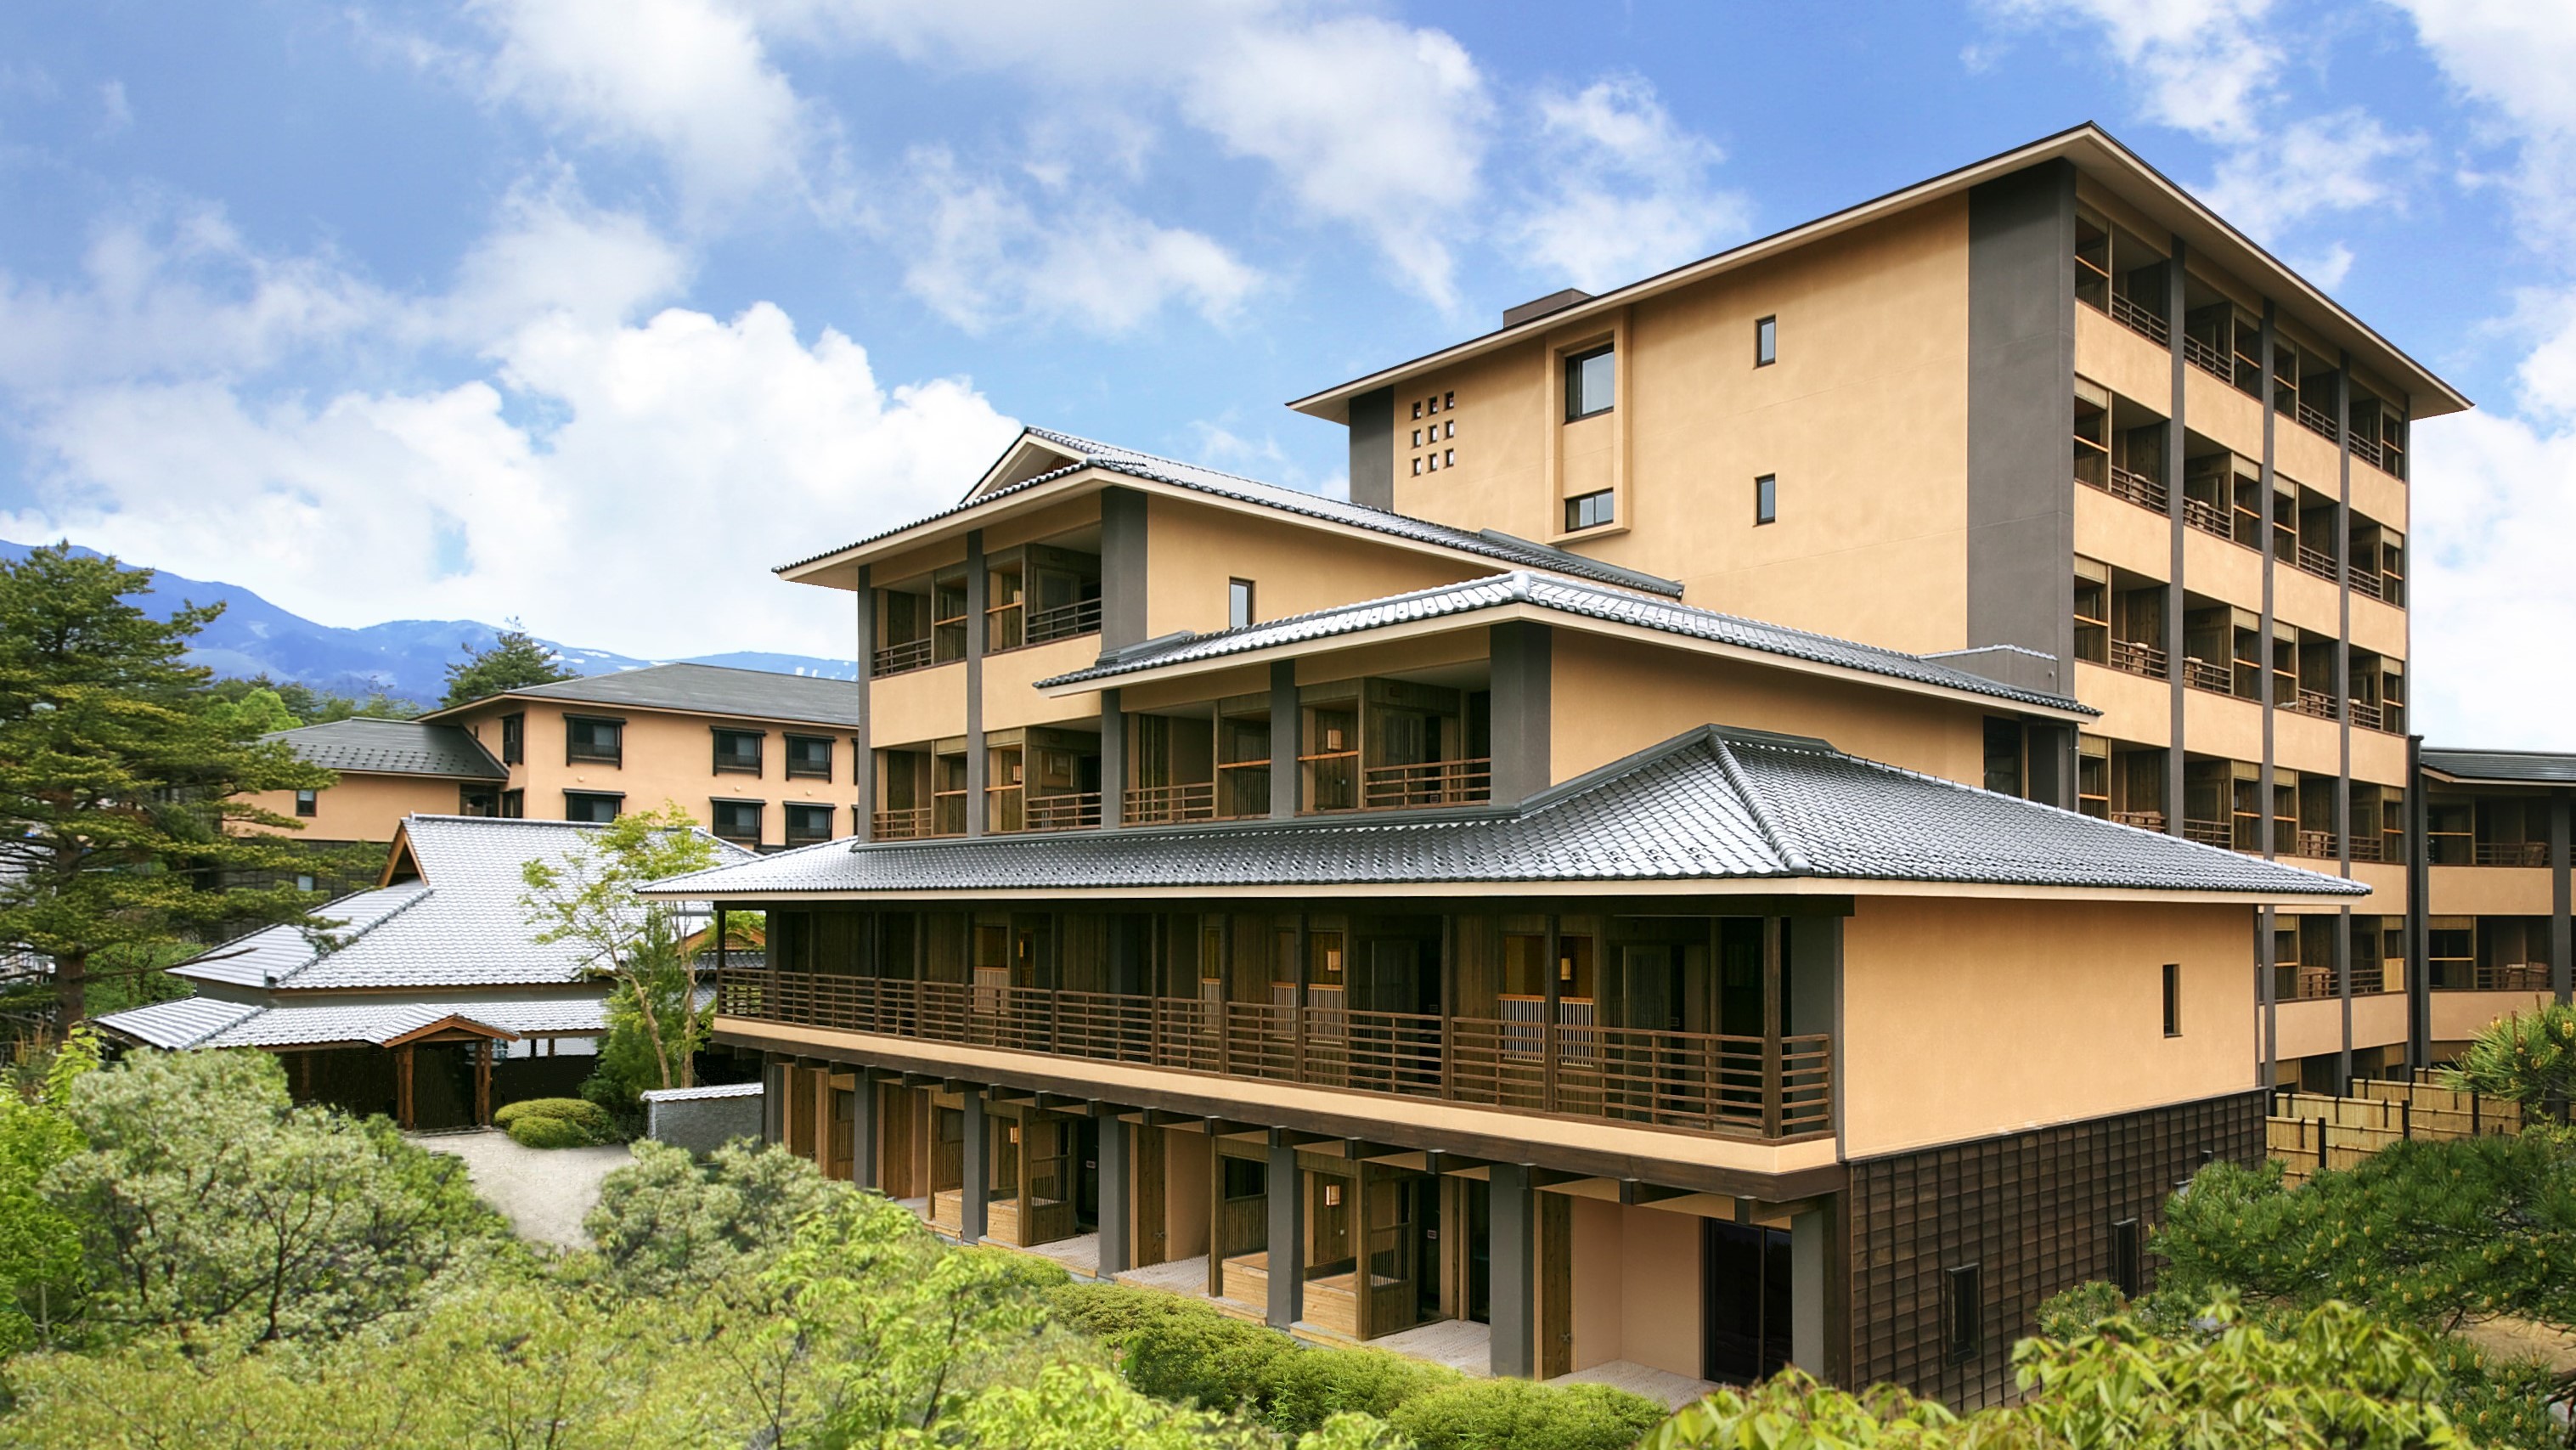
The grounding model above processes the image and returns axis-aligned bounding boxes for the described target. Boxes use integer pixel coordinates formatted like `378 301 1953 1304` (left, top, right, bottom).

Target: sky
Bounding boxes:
1 2 2572 745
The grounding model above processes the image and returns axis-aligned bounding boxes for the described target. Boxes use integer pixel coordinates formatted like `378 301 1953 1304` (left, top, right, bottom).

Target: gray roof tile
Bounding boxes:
1041 571 2090 714
100 995 628 1050
780 427 1683 596
446 663 860 726
269 719 507 779
2421 748 2576 784
645 726 2359 900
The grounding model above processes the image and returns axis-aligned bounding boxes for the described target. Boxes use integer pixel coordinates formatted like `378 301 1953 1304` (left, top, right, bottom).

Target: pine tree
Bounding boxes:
0 544 335 1023
439 622 577 709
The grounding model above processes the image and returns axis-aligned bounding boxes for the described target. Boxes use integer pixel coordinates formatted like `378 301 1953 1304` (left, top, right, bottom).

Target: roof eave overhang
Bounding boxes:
1288 124 2470 424
418 694 855 732
1041 600 2094 723
644 876 2356 906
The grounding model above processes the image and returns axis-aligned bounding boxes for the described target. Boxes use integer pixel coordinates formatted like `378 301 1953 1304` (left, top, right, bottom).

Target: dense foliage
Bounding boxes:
493 1096 619 1148
2447 1001 2576 1117
439 623 576 708
0 543 341 1021
520 804 722 1103
208 674 420 725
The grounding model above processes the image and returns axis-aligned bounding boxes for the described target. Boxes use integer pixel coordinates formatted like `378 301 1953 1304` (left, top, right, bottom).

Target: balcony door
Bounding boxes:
1703 1219 1791 1385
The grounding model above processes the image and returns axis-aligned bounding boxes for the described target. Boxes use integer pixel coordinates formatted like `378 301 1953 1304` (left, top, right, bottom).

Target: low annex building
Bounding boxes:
99 815 753 1131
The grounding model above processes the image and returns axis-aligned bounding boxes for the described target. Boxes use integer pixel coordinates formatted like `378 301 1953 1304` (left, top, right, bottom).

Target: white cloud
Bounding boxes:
466 0 814 212
2201 109 2425 241
437 182 694 340
2407 406 2576 744
97 80 131 136
1508 75 1748 293
898 150 1260 335
1987 0 2280 142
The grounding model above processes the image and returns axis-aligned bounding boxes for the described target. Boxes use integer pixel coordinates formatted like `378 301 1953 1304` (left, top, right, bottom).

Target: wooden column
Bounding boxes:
1350 1160 1373 1341
294 1049 313 1104
1265 1134 1302 1329
395 1046 416 1130
960 1092 989 1244
810 1063 833 1175
1542 915 1561 1114
1207 1126 1226 1297
1488 1163 1535 1379
853 1069 880 1190
474 1039 493 1126
1097 1108 1131 1275
1762 916 1785 1138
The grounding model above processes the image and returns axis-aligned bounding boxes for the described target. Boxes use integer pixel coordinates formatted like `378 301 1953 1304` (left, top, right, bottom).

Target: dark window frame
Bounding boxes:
2112 1218 2144 1298
1755 473 1778 525
1564 344 1615 420
1945 1263 1983 1363
459 786 499 817
783 733 834 781
499 712 525 765
710 798 764 843
1229 578 1256 630
2162 962 2183 1036
1564 488 1615 533
711 726 766 776
1755 314 1778 367
499 788 524 819
783 801 833 844
564 714 624 766
563 790 624 824
294 787 318 818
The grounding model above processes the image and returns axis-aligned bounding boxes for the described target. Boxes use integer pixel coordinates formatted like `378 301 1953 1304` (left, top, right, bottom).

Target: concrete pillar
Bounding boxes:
961 1092 989 1244
1100 486 1150 651
1347 386 1395 511
1790 1207 1829 1375
965 529 987 838
2554 790 2572 1005
1487 619 1553 804
1266 1137 1304 1329
1100 686 1125 831
852 1068 879 1190
1488 1164 1536 1379
1098 1110 1131 1276
854 562 874 842
762 1058 786 1145
1269 660 1299 820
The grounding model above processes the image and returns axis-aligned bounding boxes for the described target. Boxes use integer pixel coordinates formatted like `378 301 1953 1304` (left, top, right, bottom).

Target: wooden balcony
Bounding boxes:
2105 291 2169 346
1125 781 1217 827
1025 597 1102 647
722 969 1834 1143
873 637 935 676
1361 758 1491 810
2109 639 2167 680
2079 461 2167 513
872 807 959 842
1023 792 1102 833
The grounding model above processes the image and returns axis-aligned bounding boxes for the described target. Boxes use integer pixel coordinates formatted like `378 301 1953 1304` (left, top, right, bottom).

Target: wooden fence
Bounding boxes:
2265 1074 2524 1186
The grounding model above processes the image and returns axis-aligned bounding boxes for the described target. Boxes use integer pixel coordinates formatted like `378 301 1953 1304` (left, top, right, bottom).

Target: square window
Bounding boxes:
1444 390 1454 408
499 789 524 819
1444 448 1454 465
1755 474 1778 525
1411 457 1423 475
711 798 762 843
1564 345 1615 420
1412 400 1423 420
566 716 623 765
785 734 833 781
1444 420 1455 438
294 788 318 817
712 728 764 775
294 874 315 893
564 791 622 824
1564 488 1615 531
1229 578 1256 630
784 802 832 844
1756 314 1778 367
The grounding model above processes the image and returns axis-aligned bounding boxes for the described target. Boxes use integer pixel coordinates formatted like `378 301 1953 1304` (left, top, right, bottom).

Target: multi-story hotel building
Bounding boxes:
641 125 2511 1408
248 663 867 853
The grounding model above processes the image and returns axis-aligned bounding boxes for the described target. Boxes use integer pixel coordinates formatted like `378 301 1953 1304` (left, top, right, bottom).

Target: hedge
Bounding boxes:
493 1097 617 1148
1388 1378 1667 1450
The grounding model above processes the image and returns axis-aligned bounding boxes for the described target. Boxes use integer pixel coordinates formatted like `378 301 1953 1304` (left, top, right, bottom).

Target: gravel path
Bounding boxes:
415 1129 634 1248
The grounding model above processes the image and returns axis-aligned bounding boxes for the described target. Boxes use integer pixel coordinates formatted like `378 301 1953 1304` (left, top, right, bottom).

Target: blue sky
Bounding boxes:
2 2 2572 743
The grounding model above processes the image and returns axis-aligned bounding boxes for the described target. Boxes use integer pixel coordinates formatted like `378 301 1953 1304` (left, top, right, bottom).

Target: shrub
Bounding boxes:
495 1097 615 1148
1389 1377 1666 1450
1265 1344 1461 1436
1047 1280 1228 1351
1122 1307 1292 1413
955 1243 1074 1292
2446 1001 2576 1116
584 1138 845 1297
2032 1279 2127 1340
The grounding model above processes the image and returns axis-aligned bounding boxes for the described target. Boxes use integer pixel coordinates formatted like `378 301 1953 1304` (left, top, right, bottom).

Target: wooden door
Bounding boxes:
1539 1192 1573 1379
1134 1125 1168 1267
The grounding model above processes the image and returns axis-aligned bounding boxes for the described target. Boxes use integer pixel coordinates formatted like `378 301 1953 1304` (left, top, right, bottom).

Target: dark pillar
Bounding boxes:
965 529 987 838
1100 686 1126 830
854 562 874 842
1487 619 1553 804
853 1068 879 1190
1098 1109 1131 1276
1964 160 2079 677
1266 1135 1304 1329
2336 352 2356 1086
763 1056 785 1144
1269 660 1299 820
1489 1163 1536 1379
2165 236 2189 843
2406 736 2432 1068
1347 386 1395 511
1100 486 1151 650
961 1092 989 1244
2554 789 2572 1006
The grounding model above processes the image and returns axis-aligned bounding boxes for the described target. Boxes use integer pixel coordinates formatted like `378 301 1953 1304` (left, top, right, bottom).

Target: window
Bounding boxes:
2112 1218 2144 1297
711 798 762 843
2162 962 2183 1036
784 802 832 845
566 715 623 765
1755 473 1778 525
712 728 764 776
1444 390 1454 409
499 789 524 819
499 713 524 765
785 734 832 781
1412 428 1423 447
1755 314 1777 366
1564 488 1615 532
1444 448 1454 466
1229 578 1256 630
1426 452 1440 471
1443 419 1455 438
294 788 318 818
1412 457 1423 476
563 791 623 824
294 874 315 893
1564 345 1615 420
459 786 499 816
1982 719 2024 797
1946 1264 1983 1363
1412 399 1423 420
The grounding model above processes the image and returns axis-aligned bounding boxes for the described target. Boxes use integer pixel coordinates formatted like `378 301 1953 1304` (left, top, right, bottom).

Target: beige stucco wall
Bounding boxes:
2273 996 2346 1062
1840 895 2256 1158
2432 990 2549 1042
452 700 855 848
242 771 465 844
2428 865 2553 917
983 636 1105 733
1550 630 1993 787
1143 495 1475 640
1566 1196 1705 1379
871 662 968 749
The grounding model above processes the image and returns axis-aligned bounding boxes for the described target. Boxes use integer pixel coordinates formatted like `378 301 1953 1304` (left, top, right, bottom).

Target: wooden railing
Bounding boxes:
873 806 939 841
2181 818 2233 849
2107 291 2169 345
2476 841 2551 867
2181 333 2229 382
1025 597 1103 646
2292 543 2338 583
2431 962 2550 991
2179 656 2234 695
2109 639 2167 679
1023 793 1102 833
873 637 935 676
1125 781 1217 827
2181 494 2231 539
2111 810 2166 832
2295 399 2339 443
1361 758 1491 810
720 969 1834 1142
2285 689 2338 720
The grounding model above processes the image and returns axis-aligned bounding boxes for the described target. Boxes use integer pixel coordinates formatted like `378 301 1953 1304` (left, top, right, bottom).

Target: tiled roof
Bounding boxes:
779 427 1683 597
2421 748 2576 785
440 663 860 726
645 725 2360 900
99 994 624 1050
1040 571 2090 714
172 815 756 992
268 719 507 779
640 1080 764 1103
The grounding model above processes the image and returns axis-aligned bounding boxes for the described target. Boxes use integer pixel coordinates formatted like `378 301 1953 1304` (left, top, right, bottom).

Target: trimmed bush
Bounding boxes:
1265 1345 1462 1436
1123 1308 1293 1413
955 1243 1075 1291
1048 1281 1229 1351
1388 1377 1666 1450
496 1097 616 1148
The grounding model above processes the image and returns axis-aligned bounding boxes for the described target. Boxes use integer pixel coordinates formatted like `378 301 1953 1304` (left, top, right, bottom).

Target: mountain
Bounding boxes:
0 539 854 705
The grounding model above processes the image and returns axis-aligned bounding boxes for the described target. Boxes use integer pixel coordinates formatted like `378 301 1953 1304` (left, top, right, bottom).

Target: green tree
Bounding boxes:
211 674 420 724
521 804 720 1092
42 1048 501 1343
583 1138 843 1299
440 620 576 708
2445 1001 2576 1117
0 1025 99 1353
0 544 338 1022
